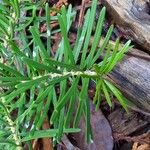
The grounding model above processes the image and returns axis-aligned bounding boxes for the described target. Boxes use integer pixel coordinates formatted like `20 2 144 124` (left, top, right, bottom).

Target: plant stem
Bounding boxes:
1 98 22 150
6 116 23 150
32 70 98 80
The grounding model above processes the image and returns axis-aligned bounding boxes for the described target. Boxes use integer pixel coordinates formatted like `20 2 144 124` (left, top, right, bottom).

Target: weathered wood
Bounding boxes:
103 0 150 53
108 108 150 136
108 49 150 113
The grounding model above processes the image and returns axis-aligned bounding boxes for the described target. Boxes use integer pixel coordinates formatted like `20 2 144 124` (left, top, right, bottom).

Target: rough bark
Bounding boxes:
108 108 150 136
103 0 150 53
108 49 150 113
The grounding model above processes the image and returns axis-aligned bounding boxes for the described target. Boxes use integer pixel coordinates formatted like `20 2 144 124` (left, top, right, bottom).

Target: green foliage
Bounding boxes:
0 0 131 149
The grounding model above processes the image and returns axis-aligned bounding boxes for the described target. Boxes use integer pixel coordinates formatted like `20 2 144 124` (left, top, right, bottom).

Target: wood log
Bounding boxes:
108 49 150 113
103 0 150 53
108 108 149 136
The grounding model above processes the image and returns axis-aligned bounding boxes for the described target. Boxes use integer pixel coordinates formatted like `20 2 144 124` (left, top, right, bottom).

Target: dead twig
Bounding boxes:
78 0 86 27
42 118 54 150
113 131 150 145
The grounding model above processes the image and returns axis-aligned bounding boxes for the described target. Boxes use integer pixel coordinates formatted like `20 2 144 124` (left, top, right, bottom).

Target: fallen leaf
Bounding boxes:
72 102 113 150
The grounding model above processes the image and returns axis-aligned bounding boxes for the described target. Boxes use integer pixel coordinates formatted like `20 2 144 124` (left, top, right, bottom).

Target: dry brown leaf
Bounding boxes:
72 102 113 150
132 142 150 150
51 0 68 16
